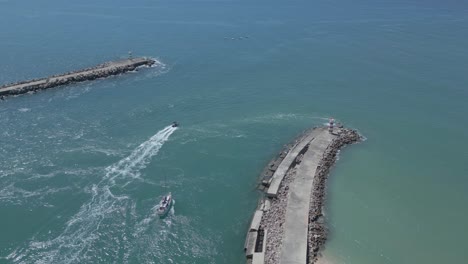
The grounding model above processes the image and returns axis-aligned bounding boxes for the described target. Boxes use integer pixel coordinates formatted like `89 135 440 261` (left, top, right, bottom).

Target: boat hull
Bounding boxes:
156 194 172 217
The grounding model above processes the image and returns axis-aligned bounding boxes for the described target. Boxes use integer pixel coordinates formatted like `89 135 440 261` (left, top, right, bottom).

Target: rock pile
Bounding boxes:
0 58 155 97
254 129 318 263
307 128 361 263
259 128 315 188
247 126 361 264
261 167 297 264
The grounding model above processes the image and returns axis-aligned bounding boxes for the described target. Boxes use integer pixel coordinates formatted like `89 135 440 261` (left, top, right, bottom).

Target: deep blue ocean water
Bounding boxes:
0 0 467 263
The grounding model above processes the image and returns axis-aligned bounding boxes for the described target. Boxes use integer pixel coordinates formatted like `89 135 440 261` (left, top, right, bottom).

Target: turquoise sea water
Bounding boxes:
0 0 467 263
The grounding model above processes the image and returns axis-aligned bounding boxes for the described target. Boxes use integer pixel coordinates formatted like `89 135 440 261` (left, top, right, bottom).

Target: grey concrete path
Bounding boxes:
279 128 335 264
266 129 322 197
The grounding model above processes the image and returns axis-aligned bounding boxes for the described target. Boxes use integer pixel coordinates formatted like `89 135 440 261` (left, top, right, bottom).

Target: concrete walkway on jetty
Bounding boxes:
244 126 361 264
280 128 334 264
266 129 323 198
0 57 155 97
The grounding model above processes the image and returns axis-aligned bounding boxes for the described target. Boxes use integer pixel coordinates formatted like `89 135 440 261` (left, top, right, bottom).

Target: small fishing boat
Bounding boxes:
171 121 179 128
156 192 172 217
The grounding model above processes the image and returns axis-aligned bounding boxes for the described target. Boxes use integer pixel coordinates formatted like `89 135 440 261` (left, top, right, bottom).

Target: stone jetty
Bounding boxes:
244 124 362 264
0 57 155 97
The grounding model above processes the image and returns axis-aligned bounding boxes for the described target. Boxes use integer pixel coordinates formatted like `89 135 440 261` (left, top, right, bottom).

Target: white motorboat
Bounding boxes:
156 192 172 217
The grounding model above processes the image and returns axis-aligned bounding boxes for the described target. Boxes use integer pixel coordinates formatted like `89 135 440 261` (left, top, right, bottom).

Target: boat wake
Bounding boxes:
7 125 178 264
105 125 177 185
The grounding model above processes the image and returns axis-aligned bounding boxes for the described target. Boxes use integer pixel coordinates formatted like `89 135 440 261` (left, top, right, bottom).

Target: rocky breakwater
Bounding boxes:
245 126 362 264
307 128 362 263
259 128 314 190
0 57 155 97
244 129 314 264
261 166 299 264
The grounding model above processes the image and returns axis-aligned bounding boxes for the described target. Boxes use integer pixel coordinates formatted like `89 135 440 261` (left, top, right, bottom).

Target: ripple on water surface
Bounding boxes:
2 125 203 263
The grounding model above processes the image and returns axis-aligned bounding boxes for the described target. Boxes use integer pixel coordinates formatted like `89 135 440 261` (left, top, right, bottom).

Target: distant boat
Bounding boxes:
156 192 172 217
172 121 179 128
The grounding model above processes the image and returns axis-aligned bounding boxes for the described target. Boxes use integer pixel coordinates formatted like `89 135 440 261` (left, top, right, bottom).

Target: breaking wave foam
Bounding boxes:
7 125 178 264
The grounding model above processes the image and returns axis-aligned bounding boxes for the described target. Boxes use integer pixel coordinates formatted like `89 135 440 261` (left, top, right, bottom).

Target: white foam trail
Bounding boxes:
8 125 178 264
233 113 330 125
135 57 169 81
105 125 176 185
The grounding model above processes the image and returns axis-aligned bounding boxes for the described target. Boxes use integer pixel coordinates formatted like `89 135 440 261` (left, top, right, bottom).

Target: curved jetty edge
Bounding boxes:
244 125 362 264
0 57 155 97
